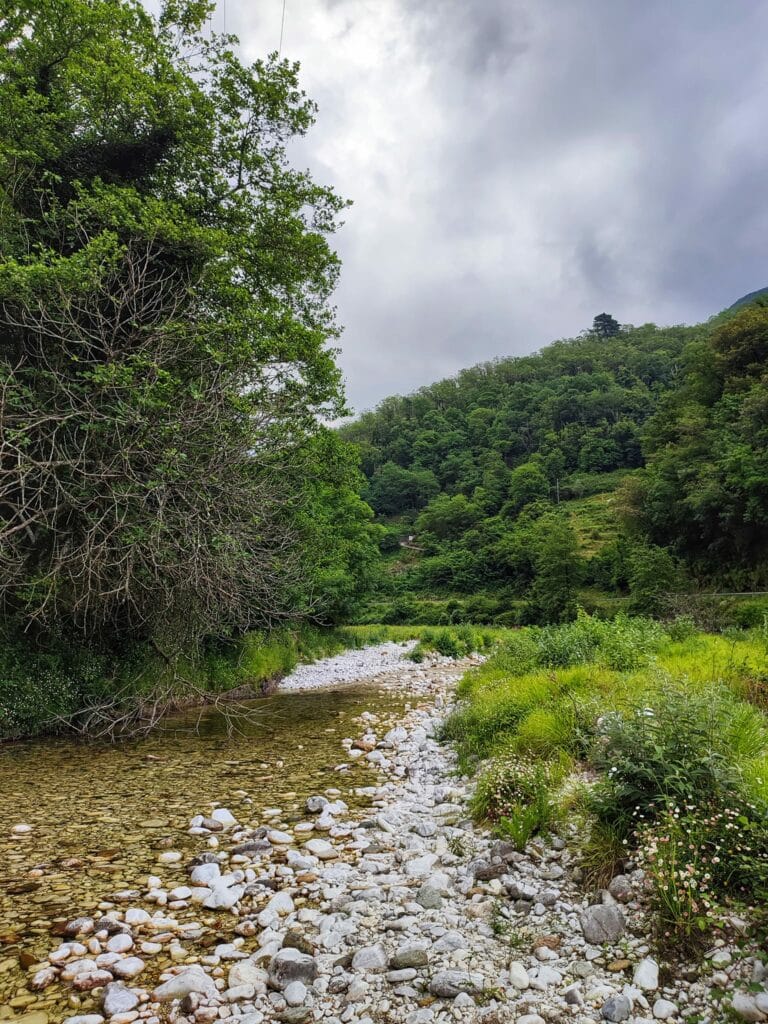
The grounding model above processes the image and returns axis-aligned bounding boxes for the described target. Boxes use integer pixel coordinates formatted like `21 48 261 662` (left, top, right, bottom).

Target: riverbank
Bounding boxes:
5 645 765 1024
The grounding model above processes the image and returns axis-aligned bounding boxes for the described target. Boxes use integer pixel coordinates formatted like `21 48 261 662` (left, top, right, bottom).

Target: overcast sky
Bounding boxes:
223 0 768 414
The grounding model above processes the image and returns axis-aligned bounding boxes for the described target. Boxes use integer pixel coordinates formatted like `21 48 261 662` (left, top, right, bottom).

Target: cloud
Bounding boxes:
226 0 768 412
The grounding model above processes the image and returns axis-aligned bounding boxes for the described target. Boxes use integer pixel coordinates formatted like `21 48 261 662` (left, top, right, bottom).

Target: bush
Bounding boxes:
588 686 767 837
471 753 562 850
533 612 666 671
636 801 768 943
471 753 557 821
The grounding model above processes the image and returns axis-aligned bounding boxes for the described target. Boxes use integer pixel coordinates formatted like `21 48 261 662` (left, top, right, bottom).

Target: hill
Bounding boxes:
728 286 768 310
341 304 768 625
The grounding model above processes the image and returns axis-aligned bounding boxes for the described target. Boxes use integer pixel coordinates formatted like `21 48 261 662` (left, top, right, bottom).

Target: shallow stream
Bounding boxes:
0 683 413 1020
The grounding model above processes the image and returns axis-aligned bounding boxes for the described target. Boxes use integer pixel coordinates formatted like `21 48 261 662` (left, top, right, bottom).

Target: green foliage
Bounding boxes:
505 462 550 516
526 513 581 623
365 462 439 515
0 623 358 738
408 624 497 660
592 312 622 338
636 802 768 944
470 753 561 822
637 303 768 583
588 686 766 837
342 320 702 624
0 0 379 650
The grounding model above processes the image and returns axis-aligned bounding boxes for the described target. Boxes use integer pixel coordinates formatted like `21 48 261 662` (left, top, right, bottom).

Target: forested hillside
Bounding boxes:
342 307 768 625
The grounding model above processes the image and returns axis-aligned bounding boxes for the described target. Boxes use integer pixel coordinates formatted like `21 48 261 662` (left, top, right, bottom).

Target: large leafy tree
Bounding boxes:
636 304 768 582
0 0 355 645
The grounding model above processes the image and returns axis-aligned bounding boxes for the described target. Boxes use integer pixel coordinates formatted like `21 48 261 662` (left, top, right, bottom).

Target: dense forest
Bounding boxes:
341 303 768 625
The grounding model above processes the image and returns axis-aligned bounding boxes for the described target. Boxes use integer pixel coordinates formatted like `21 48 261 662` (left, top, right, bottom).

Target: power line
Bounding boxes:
279 0 286 53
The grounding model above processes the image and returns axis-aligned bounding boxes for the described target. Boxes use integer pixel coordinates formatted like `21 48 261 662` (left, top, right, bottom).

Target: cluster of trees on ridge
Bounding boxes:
341 305 768 625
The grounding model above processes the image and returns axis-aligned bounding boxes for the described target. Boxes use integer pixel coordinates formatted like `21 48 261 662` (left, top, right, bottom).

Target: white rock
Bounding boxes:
191 862 221 885
268 829 293 845
633 958 659 991
124 908 150 926
153 967 218 1002
653 999 678 1020
508 961 530 989
284 980 308 1006
266 891 295 916
404 853 438 878
731 993 767 1023
106 933 133 954
351 945 388 972
211 807 238 827
112 956 145 979
305 838 336 860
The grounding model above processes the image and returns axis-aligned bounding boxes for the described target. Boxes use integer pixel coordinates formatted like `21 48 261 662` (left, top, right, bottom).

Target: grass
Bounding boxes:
443 611 768 949
567 489 623 557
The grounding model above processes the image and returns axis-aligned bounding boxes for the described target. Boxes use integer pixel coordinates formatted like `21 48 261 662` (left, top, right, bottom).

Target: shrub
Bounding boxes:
636 801 768 944
470 753 561 822
588 686 767 836
497 798 552 852
536 612 666 671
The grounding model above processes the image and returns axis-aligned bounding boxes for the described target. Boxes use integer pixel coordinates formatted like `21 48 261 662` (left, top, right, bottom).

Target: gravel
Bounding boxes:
278 641 418 692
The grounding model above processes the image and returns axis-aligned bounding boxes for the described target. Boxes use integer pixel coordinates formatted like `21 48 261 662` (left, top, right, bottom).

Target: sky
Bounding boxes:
222 0 768 414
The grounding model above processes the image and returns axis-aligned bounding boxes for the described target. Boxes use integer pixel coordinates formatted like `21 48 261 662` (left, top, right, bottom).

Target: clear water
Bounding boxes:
0 684 412 1020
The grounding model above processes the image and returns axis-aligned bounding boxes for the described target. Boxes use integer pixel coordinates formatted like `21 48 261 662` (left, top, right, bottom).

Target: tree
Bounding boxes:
637 304 768 581
416 494 480 541
505 462 550 516
0 0 355 647
592 313 621 338
528 513 580 623
628 543 680 616
366 462 439 515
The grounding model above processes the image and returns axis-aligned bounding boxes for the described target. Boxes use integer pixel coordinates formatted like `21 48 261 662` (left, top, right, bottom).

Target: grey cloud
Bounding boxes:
229 0 768 412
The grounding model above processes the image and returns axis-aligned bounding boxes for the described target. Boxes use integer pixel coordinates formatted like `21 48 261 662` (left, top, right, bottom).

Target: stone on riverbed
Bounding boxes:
284 980 308 1006
602 993 632 1021
306 795 329 814
390 946 429 969
268 829 293 845
211 807 238 828
429 969 483 998
351 944 388 972
633 957 659 991
268 948 318 989
580 904 626 944
102 982 139 1016
153 967 218 1002
112 955 145 978
304 838 336 860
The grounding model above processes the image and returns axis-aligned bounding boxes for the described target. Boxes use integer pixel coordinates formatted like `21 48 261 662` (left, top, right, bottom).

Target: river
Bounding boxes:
0 679 413 1021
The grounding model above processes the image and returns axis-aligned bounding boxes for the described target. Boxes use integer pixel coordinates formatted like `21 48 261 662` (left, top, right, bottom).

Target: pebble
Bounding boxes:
634 957 659 991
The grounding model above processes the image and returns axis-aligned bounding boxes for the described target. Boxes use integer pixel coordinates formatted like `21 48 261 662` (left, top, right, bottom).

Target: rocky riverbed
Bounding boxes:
3 647 766 1024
